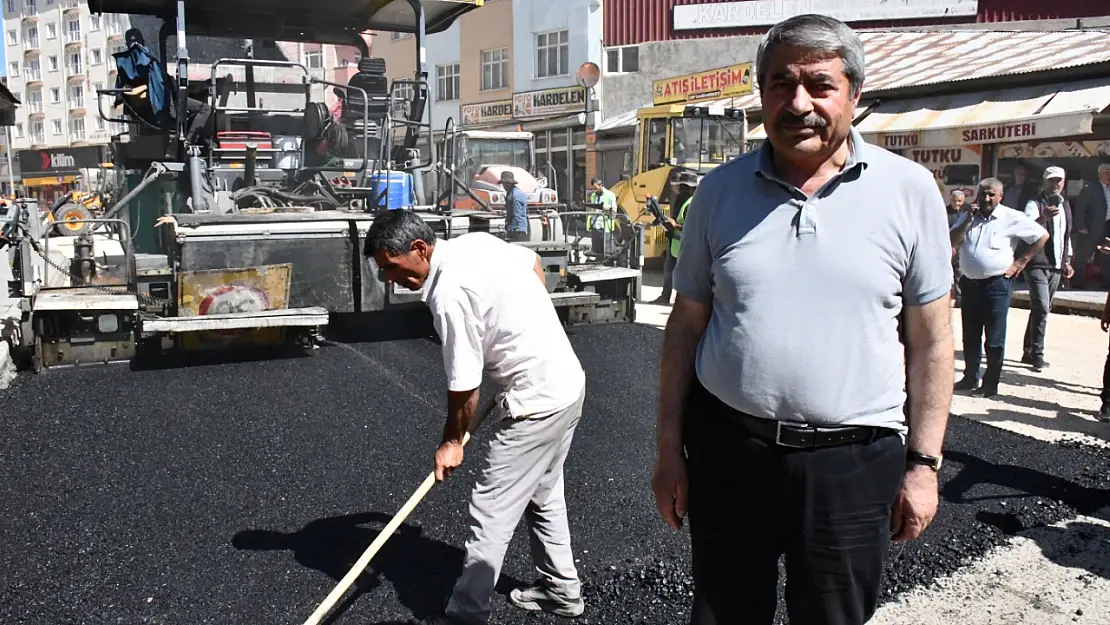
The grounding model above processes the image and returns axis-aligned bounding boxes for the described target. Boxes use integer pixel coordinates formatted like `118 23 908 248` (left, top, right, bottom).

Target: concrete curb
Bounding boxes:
0 340 14 391
1010 291 1103 319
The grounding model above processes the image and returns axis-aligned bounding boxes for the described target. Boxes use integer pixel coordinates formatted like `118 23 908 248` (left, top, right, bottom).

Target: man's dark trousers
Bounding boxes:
959 274 1012 389
660 251 677 301
508 230 529 242
1022 267 1060 361
1102 337 1110 410
684 381 905 625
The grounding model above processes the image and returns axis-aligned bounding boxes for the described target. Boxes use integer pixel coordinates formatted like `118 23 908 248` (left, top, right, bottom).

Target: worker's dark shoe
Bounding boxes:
1032 357 1049 371
412 614 473 625
509 581 584 618
973 384 999 398
1097 404 1110 423
954 377 978 392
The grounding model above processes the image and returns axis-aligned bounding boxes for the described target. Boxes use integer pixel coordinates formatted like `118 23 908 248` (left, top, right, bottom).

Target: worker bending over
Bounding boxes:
364 210 587 625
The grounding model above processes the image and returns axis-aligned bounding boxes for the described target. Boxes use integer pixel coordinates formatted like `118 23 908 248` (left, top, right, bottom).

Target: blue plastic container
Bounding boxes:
369 171 415 210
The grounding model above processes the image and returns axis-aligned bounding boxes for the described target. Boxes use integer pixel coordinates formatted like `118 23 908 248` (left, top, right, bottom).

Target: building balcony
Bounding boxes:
21 12 37 23
62 0 81 13
64 33 82 47
66 70 84 82
23 42 39 54
69 104 86 115
28 110 45 121
25 74 43 86
107 31 123 42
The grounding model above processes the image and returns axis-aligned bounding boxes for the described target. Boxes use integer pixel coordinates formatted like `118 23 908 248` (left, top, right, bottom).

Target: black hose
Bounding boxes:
230 185 341 211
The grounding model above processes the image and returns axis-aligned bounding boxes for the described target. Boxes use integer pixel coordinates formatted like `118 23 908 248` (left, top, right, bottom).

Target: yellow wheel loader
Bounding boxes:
609 103 746 267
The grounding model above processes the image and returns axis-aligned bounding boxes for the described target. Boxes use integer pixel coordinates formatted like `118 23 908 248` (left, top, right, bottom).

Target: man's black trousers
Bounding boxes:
958 274 1012 388
684 382 905 625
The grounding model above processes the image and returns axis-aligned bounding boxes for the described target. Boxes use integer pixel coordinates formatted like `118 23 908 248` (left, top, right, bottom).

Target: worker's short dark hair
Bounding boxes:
590 177 602 186
364 209 437 257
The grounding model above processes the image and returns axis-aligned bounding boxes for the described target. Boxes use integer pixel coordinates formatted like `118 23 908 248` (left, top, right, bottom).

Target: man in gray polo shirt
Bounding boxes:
651 14 955 625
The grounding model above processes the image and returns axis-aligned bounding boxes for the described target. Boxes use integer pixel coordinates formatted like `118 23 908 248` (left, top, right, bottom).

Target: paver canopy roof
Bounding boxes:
89 0 482 45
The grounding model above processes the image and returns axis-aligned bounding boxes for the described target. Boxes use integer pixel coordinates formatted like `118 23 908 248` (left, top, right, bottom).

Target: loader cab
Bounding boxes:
634 104 745 177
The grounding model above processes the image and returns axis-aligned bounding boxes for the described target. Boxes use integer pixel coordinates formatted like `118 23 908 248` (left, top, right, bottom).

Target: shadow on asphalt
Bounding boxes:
231 511 524 623
977 512 1110 581
942 450 1110 517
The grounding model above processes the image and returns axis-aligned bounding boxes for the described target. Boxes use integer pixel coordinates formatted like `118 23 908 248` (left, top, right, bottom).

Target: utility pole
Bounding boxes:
5 126 14 196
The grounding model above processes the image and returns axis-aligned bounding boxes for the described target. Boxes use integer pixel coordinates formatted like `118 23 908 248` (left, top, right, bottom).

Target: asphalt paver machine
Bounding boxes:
2 0 642 371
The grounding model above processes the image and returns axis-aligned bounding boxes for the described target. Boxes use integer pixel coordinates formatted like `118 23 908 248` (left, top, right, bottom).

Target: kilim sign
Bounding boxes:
461 99 514 125
513 86 587 119
652 63 753 106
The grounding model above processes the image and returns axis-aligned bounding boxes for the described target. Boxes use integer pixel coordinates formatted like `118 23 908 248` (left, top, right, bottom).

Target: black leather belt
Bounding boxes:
731 410 894 449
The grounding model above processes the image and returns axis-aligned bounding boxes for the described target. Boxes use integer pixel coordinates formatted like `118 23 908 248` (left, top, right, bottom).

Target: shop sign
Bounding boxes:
865 114 1095 149
673 0 980 30
997 140 1110 160
19 145 105 177
652 63 753 106
513 86 586 119
461 99 514 126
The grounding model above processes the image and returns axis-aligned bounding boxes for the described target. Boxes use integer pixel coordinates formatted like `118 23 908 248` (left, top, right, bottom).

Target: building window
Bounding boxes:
13 123 22 138
304 48 323 70
89 14 99 30
30 121 44 145
49 87 59 103
67 51 81 74
6 29 16 45
67 84 83 107
46 22 55 39
481 48 509 92
5 0 13 12
605 46 639 74
27 89 42 113
8 61 18 76
535 29 569 78
24 25 37 48
51 119 61 135
24 0 34 10
90 48 102 65
70 117 85 141
65 19 80 43
48 55 57 71
25 59 40 81
436 63 460 102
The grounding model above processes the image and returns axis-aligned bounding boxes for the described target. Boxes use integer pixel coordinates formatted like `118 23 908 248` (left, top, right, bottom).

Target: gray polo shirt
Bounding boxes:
673 127 953 434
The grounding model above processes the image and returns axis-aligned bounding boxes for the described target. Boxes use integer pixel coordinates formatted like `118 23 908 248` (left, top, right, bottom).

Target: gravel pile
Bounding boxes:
1 324 1107 625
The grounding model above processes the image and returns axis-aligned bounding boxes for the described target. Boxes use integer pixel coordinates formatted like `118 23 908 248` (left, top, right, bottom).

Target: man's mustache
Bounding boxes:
777 112 827 129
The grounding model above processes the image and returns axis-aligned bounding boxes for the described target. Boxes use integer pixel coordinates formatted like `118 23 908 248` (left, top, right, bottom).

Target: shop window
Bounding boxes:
605 46 639 74
304 49 323 70
535 30 569 79
549 129 568 149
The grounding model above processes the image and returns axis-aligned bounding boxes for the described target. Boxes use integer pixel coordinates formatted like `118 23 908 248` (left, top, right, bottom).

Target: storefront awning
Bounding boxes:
855 78 1110 150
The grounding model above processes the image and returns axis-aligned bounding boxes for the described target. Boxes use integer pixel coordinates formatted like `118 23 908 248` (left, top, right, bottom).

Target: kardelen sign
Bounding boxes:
673 0 980 30
19 145 105 177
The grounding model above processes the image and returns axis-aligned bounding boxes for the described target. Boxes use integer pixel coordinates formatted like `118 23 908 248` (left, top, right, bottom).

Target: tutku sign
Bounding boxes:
19 145 105 177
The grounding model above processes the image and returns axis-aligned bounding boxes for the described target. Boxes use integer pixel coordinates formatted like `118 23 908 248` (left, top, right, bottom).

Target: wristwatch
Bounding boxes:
907 450 943 472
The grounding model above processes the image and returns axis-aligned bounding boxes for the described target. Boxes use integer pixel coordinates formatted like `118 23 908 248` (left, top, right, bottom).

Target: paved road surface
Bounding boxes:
2 322 1108 624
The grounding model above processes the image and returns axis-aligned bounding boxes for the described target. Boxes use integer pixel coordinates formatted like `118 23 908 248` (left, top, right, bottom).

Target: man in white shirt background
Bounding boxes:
1073 162 1110 288
364 210 588 625
1020 166 1074 371
950 177 1049 397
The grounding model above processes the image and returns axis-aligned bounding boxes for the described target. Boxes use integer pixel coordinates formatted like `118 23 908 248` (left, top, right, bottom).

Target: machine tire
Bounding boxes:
52 203 93 236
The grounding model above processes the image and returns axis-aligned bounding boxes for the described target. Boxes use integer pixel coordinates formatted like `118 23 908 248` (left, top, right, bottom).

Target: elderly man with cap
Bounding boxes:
500 171 529 242
951 177 1049 397
654 171 698 305
1019 166 1074 371
1074 163 1110 288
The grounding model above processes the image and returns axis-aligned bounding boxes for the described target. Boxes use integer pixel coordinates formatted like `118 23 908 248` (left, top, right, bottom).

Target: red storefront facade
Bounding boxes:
604 0 1110 47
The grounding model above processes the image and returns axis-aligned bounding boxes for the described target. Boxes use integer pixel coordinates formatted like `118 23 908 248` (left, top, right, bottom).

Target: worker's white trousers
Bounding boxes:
445 386 585 623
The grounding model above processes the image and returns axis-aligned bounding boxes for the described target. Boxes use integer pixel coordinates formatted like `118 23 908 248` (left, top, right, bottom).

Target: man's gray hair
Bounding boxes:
756 14 866 98
980 177 1004 192
950 190 965 199
1098 163 1110 173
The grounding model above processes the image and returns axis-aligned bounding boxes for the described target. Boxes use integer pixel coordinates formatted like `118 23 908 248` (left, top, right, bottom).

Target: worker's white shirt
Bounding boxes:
952 205 1047 280
422 232 586 418
1023 198 1066 268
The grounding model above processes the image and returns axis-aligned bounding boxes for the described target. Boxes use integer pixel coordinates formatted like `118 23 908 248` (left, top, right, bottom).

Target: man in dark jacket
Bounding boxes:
1020 166 1074 371
1073 163 1110 289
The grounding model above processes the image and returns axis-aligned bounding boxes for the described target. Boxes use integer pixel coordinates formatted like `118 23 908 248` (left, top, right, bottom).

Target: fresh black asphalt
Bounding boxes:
1 323 1107 625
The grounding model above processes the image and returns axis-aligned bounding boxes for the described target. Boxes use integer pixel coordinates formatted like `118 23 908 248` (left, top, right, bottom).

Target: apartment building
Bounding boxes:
369 0 604 204
2 0 128 199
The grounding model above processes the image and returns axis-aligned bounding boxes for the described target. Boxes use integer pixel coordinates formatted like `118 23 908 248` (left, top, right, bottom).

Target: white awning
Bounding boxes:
855 78 1110 150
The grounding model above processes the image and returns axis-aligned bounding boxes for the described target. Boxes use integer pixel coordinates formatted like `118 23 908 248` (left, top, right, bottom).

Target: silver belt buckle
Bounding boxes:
774 421 813 449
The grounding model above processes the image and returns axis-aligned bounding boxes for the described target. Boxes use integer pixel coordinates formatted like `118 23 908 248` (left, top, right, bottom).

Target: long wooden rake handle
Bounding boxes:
301 398 497 625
